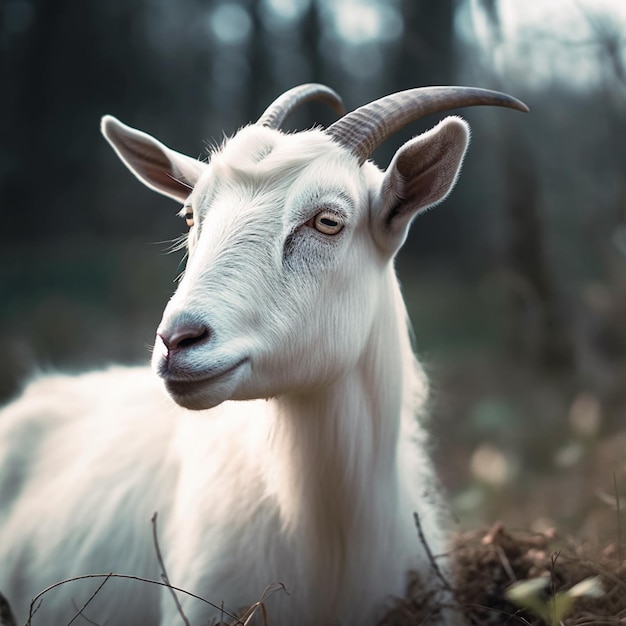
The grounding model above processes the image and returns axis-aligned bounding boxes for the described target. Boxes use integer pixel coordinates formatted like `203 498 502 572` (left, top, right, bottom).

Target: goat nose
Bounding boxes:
158 322 210 352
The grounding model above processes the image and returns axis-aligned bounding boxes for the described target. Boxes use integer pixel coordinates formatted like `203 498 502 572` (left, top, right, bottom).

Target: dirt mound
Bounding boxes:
381 523 626 625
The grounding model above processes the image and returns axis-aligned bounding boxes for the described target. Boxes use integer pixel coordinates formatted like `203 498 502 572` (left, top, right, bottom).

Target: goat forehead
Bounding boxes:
220 125 345 166
203 127 355 188
194 127 364 221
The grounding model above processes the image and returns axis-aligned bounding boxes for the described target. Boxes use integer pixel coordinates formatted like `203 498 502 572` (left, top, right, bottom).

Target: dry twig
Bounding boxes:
413 512 456 597
26 573 240 626
66 574 111 626
152 512 191 626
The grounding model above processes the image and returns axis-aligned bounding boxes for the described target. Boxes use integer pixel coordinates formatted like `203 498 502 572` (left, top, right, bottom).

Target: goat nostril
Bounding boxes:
177 329 209 349
159 324 210 352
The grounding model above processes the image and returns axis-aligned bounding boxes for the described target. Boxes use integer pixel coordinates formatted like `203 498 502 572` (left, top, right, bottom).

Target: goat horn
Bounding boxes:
326 86 529 164
257 83 345 130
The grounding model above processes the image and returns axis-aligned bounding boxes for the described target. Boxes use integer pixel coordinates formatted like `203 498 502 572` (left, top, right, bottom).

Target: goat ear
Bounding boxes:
373 116 469 254
101 115 205 203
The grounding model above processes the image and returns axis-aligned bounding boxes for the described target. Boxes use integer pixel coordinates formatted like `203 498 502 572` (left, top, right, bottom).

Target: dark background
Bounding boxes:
2 0 625 537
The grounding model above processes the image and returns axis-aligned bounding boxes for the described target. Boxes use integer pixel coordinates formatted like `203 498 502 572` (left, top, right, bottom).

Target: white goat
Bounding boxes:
0 84 526 626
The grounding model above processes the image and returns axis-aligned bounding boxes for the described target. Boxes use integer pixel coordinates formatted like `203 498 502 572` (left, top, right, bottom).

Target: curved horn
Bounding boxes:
327 86 529 164
256 83 345 130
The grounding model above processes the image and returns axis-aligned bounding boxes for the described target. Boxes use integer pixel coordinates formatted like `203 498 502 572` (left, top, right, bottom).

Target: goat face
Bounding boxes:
155 126 386 410
103 84 526 410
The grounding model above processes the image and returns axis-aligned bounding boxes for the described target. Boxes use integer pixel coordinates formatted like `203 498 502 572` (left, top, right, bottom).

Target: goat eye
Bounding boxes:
311 211 344 235
184 210 194 228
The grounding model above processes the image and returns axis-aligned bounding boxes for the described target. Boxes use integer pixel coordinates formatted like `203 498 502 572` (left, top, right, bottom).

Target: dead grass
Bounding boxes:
381 523 626 625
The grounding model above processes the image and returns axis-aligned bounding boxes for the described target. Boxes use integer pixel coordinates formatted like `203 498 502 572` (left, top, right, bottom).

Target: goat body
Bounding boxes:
0 84 526 625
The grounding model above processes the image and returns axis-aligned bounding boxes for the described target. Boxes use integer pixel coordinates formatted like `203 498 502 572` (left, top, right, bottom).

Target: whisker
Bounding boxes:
166 235 189 255
174 251 189 282
148 235 189 255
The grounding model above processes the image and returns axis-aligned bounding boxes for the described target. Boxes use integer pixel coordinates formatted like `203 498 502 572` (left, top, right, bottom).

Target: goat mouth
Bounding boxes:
163 358 249 398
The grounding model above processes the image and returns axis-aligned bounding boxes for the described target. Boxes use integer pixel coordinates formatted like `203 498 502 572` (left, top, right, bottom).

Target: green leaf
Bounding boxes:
550 592 574 624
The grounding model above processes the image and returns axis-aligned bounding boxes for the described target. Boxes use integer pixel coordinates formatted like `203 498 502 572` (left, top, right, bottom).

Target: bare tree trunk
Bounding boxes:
503 127 573 370
246 0 272 121
301 0 324 85
394 0 456 89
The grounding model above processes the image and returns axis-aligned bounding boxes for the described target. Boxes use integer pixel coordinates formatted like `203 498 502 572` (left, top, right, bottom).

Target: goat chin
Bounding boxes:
161 359 252 410
0 83 526 626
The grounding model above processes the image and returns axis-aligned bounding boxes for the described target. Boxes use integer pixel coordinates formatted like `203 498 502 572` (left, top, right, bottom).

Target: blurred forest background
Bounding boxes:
1 0 625 540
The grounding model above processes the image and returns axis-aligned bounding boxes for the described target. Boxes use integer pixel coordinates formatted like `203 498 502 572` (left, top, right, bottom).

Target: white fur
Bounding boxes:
0 116 469 625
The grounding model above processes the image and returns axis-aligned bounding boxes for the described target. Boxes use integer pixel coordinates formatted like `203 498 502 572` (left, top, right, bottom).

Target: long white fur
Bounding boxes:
0 116 469 625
